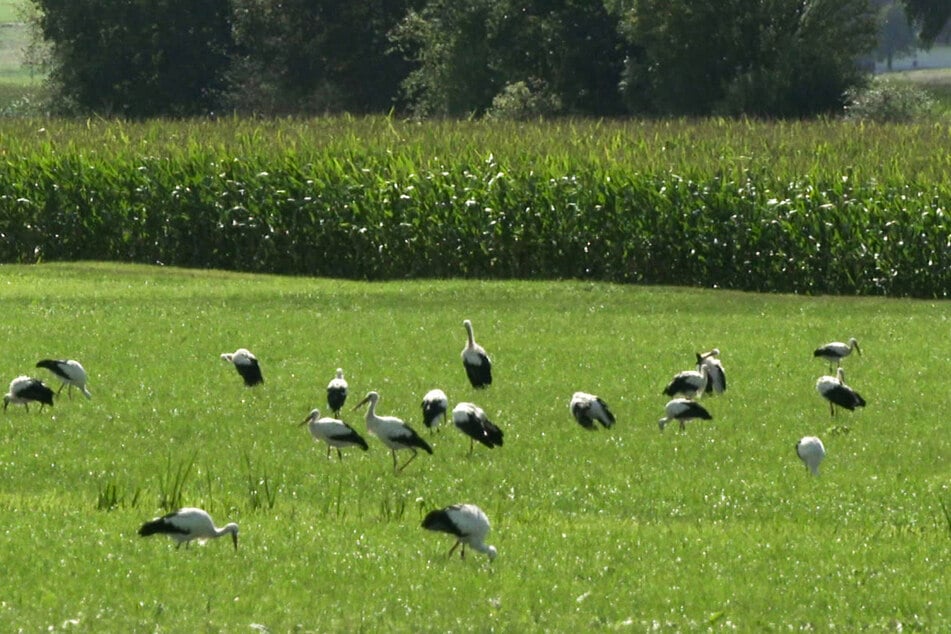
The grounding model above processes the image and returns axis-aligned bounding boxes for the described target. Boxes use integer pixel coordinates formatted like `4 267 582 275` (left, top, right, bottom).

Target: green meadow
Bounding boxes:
0 262 947 631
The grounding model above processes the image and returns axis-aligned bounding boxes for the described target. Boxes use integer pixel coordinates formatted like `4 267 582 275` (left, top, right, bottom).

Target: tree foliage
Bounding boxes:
390 0 626 117
27 0 885 119
618 0 877 117
32 0 234 117
901 0 951 44
229 0 419 114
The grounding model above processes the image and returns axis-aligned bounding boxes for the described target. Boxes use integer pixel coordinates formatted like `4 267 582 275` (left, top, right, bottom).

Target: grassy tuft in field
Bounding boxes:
0 262 947 630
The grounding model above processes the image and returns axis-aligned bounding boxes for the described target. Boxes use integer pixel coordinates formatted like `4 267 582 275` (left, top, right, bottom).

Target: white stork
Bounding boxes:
569 392 616 430
814 337 861 370
662 363 710 399
421 388 449 433
816 367 866 416
299 408 369 459
796 436 826 476
353 391 432 473
35 359 91 399
421 503 497 561
658 398 712 431
326 368 349 417
3 376 55 412
138 507 239 550
220 348 264 386
461 319 492 389
695 349 727 395
451 402 504 454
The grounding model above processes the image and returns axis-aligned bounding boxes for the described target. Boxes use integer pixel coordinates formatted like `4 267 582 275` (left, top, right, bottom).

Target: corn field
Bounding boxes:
0 116 947 297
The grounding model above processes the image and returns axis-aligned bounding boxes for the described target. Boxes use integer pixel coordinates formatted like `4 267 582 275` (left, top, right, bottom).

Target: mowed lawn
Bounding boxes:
0 262 947 631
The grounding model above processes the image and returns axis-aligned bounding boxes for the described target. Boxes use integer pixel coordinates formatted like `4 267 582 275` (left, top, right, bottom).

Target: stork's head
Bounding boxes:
353 391 380 411
226 523 239 550
299 408 320 426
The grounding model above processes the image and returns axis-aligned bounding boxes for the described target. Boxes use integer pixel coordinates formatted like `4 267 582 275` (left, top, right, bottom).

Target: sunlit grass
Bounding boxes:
0 262 947 630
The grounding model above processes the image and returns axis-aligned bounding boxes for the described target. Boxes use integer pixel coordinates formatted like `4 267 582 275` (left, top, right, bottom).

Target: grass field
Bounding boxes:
0 262 947 630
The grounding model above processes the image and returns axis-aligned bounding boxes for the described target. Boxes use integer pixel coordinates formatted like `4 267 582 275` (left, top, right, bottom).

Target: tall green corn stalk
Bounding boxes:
0 117 947 297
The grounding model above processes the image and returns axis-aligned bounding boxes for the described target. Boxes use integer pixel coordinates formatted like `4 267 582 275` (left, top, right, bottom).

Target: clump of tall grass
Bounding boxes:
156 454 194 513
244 453 278 511
95 478 141 511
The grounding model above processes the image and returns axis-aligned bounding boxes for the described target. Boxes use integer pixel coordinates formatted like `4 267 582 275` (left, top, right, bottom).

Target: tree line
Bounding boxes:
26 0 950 119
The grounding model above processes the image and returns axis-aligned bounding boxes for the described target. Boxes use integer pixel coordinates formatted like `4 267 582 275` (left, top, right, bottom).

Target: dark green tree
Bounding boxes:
391 0 626 117
876 1 916 70
32 0 235 117
229 0 420 113
901 0 951 44
618 0 877 117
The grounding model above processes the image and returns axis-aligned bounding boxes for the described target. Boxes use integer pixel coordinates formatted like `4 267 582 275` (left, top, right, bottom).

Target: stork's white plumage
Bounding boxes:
220 348 264 386
816 367 866 416
695 349 727 395
569 392 616 430
138 507 239 550
814 337 861 370
658 398 712 431
421 388 449 432
421 503 497 561
36 359 91 399
353 391 432 473
796 436 826 476
299 408 369 459
326 368 349 417
3 376 54 412
451 402 504 454
461 319 492 389
663 363 709 399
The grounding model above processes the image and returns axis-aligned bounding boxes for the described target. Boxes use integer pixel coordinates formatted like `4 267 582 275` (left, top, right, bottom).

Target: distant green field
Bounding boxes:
0 0 41 86
0 0 18 23
0 263 947 630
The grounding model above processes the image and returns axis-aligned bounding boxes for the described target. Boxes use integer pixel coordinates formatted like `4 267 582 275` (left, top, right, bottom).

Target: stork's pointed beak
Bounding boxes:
232 532 239 551
298 418 310 427
854 342 862 356
352 396 370 411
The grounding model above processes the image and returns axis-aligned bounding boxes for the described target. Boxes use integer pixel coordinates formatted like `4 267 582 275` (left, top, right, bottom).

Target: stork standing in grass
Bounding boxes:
299 408 369 459
695 349 727 395
814 338 861 371
421 388 449 433
35 359 91 399
452 402 504 454
816 367 866 416
421 503 497 561
353 391 432 473
569 392 616 430
658 398 712 431
461 319 492 389
663 363 710 399
3 376 54 412
138 507 239 550
796 436 826 476
220 348 264 386
326 368 348 417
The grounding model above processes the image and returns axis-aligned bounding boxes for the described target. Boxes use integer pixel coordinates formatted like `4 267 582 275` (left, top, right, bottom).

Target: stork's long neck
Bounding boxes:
465 323 475 347
215 523 237 538
364 397 379 422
